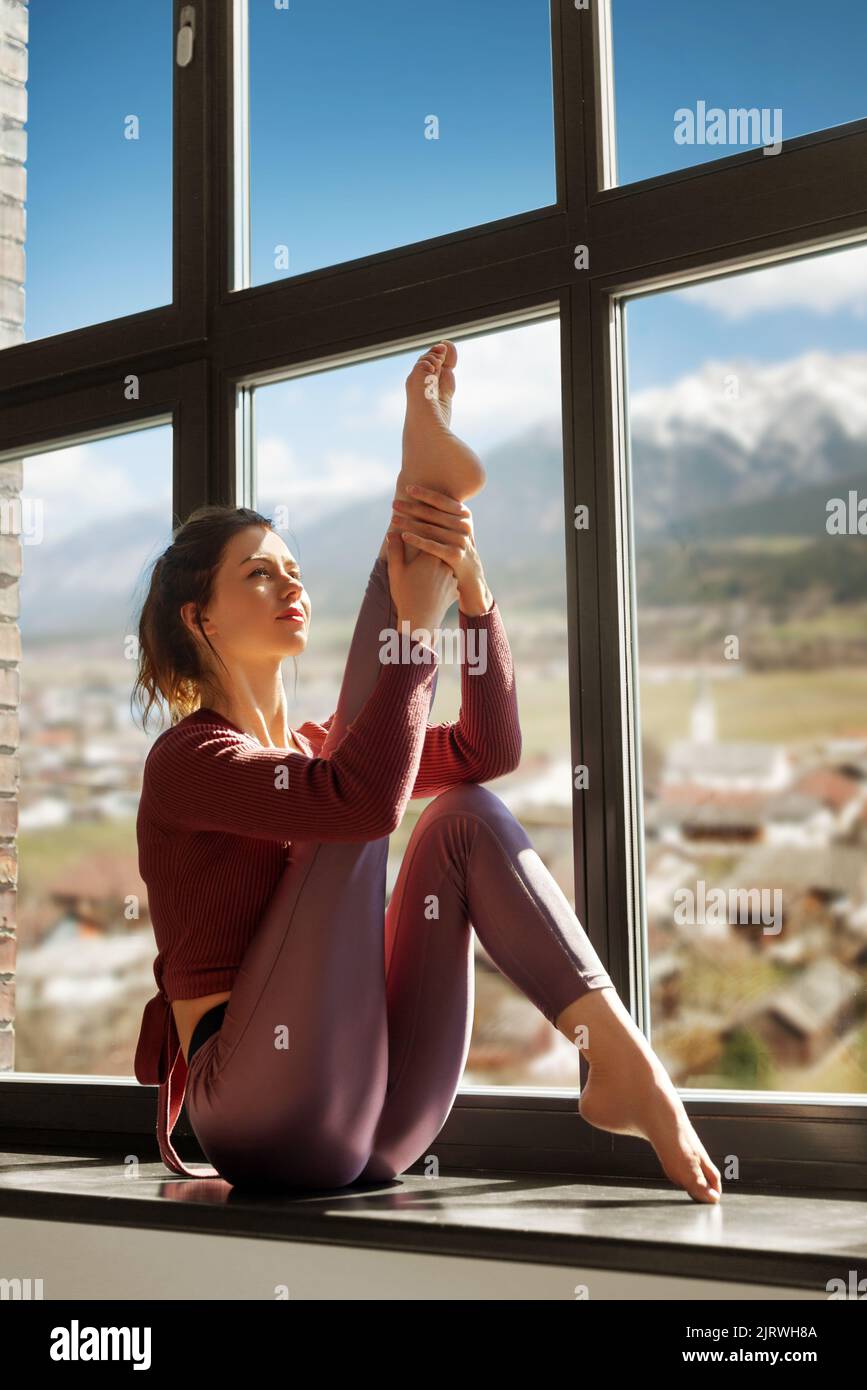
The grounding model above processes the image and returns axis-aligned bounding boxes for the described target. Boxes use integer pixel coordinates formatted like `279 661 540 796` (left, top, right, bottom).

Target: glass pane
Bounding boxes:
1 0 173 353
9 427 173 1074
610 0 867 187
624 240 867 1094
253 320 584 1086
244 0 556 288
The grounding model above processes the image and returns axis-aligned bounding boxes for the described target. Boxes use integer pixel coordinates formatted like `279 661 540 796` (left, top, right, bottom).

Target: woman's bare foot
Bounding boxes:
399 341 486 505
556 987 723 1204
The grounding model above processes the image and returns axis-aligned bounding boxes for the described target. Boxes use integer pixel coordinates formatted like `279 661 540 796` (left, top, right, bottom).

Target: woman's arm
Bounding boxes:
409 596 521 796
382 484 522 792
301 593 520 797
143 646 439 844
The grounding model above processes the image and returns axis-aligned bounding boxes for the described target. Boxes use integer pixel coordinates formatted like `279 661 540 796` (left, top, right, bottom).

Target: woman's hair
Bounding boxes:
130 503 298 734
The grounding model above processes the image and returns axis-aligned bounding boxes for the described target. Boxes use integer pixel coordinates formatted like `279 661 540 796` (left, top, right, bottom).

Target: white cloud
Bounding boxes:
630 349 867 454
256 440 398 524
346 318 562 446
676 242 867 320
254 434 298 497
22 435 171 540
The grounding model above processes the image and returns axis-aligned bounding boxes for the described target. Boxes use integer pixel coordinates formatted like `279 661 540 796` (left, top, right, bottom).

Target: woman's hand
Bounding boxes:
386 532 459 636
387 484 492 615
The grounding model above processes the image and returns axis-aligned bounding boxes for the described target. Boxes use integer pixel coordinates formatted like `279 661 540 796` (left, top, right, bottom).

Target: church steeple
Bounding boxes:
691 672 716 744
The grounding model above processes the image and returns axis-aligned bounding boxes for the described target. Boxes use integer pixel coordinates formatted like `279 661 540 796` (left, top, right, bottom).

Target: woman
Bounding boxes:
131 342 722 1202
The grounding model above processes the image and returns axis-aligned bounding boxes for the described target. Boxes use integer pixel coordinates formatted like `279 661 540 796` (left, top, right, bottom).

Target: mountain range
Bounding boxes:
17 351 867 640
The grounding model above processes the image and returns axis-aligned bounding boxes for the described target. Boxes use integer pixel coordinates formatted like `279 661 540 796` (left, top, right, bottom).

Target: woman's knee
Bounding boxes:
427 783 500 811
424 781 505 820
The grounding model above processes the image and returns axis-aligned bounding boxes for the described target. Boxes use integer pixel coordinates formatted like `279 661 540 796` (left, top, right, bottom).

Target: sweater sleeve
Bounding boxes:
143 646 439 843
298 599 522 798
408 597 522 798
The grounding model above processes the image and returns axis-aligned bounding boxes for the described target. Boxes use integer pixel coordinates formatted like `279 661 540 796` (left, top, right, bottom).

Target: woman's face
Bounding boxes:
183 525 311 665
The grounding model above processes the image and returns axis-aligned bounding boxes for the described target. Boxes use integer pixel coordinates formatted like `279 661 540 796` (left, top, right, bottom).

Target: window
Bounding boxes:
608 0 867 187
4 0 173 351
1 0 864 1190
252 319 578 1087
10 428 173 1076
623 242 867 1095
243 0 557 288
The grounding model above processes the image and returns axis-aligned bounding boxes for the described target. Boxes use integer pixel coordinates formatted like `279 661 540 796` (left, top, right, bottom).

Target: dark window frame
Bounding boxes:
0 0 865 1192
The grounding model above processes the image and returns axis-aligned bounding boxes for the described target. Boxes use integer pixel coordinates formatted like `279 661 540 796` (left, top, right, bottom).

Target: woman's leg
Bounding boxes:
183 554 423 1190
320 552 436 756
356 781 615 1181
355 783 722 1204
184 825 391 1189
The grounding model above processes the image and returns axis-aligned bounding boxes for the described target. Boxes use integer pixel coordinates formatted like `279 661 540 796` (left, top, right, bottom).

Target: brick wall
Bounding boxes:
0 0 26 1070
0 0 26 350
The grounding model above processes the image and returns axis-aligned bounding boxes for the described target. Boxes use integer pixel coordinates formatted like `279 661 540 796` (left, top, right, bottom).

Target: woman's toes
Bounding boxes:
694 1139 722 1193
406 343 450 391
702 1156 723 1197
417 344 442 367
677 1152 712 1202
653 1127 720 1203
685 1151 721 1203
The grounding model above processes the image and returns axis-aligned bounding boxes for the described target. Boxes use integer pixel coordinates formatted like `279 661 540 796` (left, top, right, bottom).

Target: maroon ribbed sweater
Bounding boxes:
133 599 521 1167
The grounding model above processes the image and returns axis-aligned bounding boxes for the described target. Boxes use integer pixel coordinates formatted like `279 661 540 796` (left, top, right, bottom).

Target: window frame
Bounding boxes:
0 0 865 1193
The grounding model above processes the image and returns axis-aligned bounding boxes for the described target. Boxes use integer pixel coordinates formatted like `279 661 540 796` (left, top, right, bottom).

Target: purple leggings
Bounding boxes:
184 555 615 1190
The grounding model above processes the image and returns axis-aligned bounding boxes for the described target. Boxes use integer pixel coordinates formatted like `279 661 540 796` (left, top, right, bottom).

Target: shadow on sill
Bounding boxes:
0 1143 865 1292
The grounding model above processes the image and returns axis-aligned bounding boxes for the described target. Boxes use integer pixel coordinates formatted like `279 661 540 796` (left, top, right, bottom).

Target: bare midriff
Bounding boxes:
173 990 233 1066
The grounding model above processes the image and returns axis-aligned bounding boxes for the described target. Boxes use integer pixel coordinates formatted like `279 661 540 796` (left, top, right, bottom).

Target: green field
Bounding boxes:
428 655 867 753
637 666 867 745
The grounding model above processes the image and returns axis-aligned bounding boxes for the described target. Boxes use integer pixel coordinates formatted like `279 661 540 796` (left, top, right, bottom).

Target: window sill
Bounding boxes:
0 1143 864 1294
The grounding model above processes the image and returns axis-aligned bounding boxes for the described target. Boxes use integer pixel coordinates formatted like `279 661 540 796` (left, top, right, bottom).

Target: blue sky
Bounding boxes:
611 0 867 186
15 0 867 533
23 0 172 347
246 0 554 284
